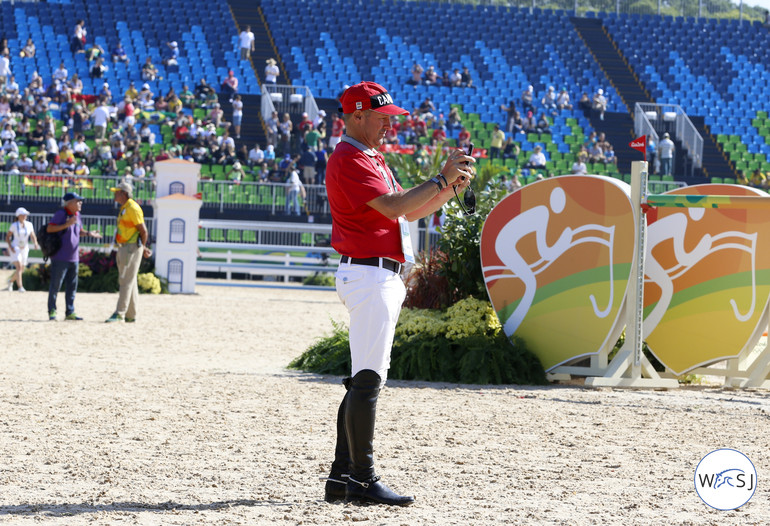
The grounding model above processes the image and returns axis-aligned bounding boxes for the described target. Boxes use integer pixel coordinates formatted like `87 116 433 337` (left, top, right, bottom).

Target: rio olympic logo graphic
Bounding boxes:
694 449 757 510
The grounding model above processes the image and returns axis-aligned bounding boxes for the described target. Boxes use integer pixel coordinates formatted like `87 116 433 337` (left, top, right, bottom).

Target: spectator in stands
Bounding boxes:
659 132 675 176
299 146 317 184
592 88 607 121
489 124 505 160
100 82 113 103
18 154 32 173
248 143 264 167
329 112 344 149
0 50 11 83
20 38 35 59
647 136 657 174
44 131 59 164
226 161 246 184
206 103 226 128
238 25 256 60
522 111 537 134
265 58 279 85
502 136 519 161
431 125 447 146
536 113 551 135
92 99 110 141
33 150 48 173
408 62 423 85
305 123 321 152
556 87 572 110
587 140 604 164
90 56 108 79
315 143 329 185
86 43 105 62
571 153 588 175
265 110 279 147
461 66 473 87
264 144 276 166
72 134 90 159
179 83 194 109
446 107 462 133
16 116 29 142
278 112 292 156
604 143 617 166
750 168 767 189
500 99 518 134
457 126 471 150
162 41 179 67
414 97 436 120
111 41 130 64
60 147 76 174
142 57 157 81
424 65 438 86
167 93 183 116
28 120 45 147
541 86 557 115
413 115 428 141
53 62 68 83
449 68 462 87
71 20 87 54
231 94 243 138
137 84 154 111
525 145 547 171
2 138 19 158
74 158 90 176
285 168 304 216
521 85 535 115
6 74 19 98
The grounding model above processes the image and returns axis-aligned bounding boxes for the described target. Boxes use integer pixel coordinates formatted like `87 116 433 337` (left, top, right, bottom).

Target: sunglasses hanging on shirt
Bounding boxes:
453 184 476 216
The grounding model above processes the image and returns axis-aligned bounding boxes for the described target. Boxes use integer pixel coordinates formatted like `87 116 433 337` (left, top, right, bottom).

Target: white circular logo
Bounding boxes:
694 449 757 510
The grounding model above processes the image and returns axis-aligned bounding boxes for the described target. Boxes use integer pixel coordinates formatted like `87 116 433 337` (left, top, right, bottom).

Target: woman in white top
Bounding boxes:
231 94 243 139
264 58 279 84
6 207 38 292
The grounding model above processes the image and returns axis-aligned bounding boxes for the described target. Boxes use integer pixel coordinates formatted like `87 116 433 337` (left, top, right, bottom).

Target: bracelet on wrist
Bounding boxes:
438 173 449 187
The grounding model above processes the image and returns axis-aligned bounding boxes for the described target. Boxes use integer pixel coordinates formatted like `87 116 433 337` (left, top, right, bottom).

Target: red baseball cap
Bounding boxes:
339 81 409 115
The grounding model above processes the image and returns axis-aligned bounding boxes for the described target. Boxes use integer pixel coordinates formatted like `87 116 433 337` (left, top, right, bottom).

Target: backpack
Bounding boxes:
37 221 62 263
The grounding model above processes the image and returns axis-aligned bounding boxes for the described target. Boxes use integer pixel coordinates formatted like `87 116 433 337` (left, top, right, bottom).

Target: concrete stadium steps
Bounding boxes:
689 115 739 181
571 17 653 114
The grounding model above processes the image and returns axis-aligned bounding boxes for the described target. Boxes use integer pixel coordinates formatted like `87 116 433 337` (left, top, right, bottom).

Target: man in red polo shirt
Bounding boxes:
323 81 474 506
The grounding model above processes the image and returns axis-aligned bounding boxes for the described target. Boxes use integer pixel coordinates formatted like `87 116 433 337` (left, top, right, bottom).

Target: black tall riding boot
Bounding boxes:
324 377 351 502
344 369 414 506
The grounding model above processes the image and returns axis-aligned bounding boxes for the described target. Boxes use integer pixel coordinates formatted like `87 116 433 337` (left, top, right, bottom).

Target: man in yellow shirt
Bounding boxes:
106 182 152 322
124 81 138 102
489 124 505 160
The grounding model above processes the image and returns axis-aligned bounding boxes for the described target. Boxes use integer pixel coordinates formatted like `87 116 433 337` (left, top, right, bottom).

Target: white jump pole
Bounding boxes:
585 161 679 389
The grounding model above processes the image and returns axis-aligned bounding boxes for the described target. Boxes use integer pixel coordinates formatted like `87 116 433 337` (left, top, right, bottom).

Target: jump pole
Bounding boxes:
585 161 679 389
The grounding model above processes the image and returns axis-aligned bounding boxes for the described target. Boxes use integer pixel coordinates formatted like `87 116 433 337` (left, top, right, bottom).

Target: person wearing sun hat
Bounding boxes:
105 182 151 323
323 81 475 506
46 192 102 321
5 207 38 292
265 58 279 85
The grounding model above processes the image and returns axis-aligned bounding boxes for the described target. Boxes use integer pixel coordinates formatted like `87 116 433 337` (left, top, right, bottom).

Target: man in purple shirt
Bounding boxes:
47 192 102 320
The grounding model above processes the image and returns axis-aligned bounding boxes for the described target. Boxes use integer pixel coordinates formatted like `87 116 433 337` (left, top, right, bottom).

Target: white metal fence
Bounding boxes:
634 102 703 178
